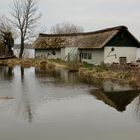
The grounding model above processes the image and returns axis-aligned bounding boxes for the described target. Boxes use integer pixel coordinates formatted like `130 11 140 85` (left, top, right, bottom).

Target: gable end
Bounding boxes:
106 29 140 47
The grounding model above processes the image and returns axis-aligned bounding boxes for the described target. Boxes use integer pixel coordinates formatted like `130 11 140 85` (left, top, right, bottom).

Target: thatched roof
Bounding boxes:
33 26 139 49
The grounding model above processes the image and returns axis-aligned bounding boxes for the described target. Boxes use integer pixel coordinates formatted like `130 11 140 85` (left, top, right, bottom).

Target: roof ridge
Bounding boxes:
39 25 127 37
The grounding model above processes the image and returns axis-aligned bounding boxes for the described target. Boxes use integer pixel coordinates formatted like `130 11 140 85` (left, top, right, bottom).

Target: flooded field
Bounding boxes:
0 65 140 140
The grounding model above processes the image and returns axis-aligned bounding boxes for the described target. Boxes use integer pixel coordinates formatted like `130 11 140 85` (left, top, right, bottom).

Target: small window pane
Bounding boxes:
87 53 92 59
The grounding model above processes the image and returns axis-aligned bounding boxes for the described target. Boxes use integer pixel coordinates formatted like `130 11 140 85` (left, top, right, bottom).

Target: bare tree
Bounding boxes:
50 22 84 34
10 0 41 58
0 16 12 34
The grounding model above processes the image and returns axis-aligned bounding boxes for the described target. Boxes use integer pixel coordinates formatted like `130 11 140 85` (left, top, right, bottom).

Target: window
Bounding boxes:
119 57 127 64
84 53 87 59
80 53 92 60
87 53 92 59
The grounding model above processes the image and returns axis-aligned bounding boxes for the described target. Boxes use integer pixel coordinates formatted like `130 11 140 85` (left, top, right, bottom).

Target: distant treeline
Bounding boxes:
14 44 32 49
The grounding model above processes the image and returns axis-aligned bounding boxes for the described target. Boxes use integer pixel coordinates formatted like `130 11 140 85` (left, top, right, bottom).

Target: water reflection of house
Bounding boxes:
102 80 132 92
59 69 79 83
35 68 80 84
33 26 140 65
90 89 140 112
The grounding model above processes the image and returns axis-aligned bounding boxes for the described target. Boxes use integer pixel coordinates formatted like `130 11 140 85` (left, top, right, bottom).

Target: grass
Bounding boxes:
81 62 94 70
79 63 140 88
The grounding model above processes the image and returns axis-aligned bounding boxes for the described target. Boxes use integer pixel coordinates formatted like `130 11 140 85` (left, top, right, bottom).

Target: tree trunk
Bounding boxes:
19 38 24 58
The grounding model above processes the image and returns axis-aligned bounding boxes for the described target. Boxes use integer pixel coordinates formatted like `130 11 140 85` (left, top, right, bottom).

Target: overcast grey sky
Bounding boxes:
0 0 140 39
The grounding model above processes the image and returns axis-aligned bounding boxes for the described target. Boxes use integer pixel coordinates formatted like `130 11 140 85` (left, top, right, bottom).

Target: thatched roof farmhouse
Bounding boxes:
33 26 140 64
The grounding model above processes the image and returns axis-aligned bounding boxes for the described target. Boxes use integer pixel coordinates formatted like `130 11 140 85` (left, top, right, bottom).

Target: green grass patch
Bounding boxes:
81 62 94 70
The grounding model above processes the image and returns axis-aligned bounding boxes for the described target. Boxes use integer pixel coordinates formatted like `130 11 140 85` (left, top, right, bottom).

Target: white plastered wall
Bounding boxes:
61 47 79 61
80 49 104 65
137 48 140 60
104 46 137 64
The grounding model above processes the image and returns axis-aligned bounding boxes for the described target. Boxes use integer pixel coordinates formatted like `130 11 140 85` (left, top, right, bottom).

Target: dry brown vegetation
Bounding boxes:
0 58 56 72
79 63 140 88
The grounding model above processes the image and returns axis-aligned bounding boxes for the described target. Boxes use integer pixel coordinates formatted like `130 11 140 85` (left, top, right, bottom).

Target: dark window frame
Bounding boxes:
80 52 92 60
119 57 127 64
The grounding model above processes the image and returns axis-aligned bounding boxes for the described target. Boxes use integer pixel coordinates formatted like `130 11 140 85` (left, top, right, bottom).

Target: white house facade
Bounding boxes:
79 49 104 65
61 47 78 61
104 47 137 64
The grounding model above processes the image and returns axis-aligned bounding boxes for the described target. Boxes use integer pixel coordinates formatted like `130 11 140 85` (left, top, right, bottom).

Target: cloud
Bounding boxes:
0 0 140 39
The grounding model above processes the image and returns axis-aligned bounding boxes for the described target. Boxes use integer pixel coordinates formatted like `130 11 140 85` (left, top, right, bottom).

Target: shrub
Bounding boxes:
82 62 94 70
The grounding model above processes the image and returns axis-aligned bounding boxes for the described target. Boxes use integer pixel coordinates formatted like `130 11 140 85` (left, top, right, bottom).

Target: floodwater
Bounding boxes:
0 65 140 140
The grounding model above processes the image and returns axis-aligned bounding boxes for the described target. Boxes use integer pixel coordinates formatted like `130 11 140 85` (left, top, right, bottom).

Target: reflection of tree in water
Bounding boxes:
7 67 14 77
90 89 140 112
20 66 24 82
0 66 14 80
17 67 35 123
17 93 35 123
4 67 14 80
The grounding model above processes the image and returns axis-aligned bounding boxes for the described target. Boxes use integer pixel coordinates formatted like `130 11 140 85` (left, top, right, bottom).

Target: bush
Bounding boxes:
82 62 94 70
